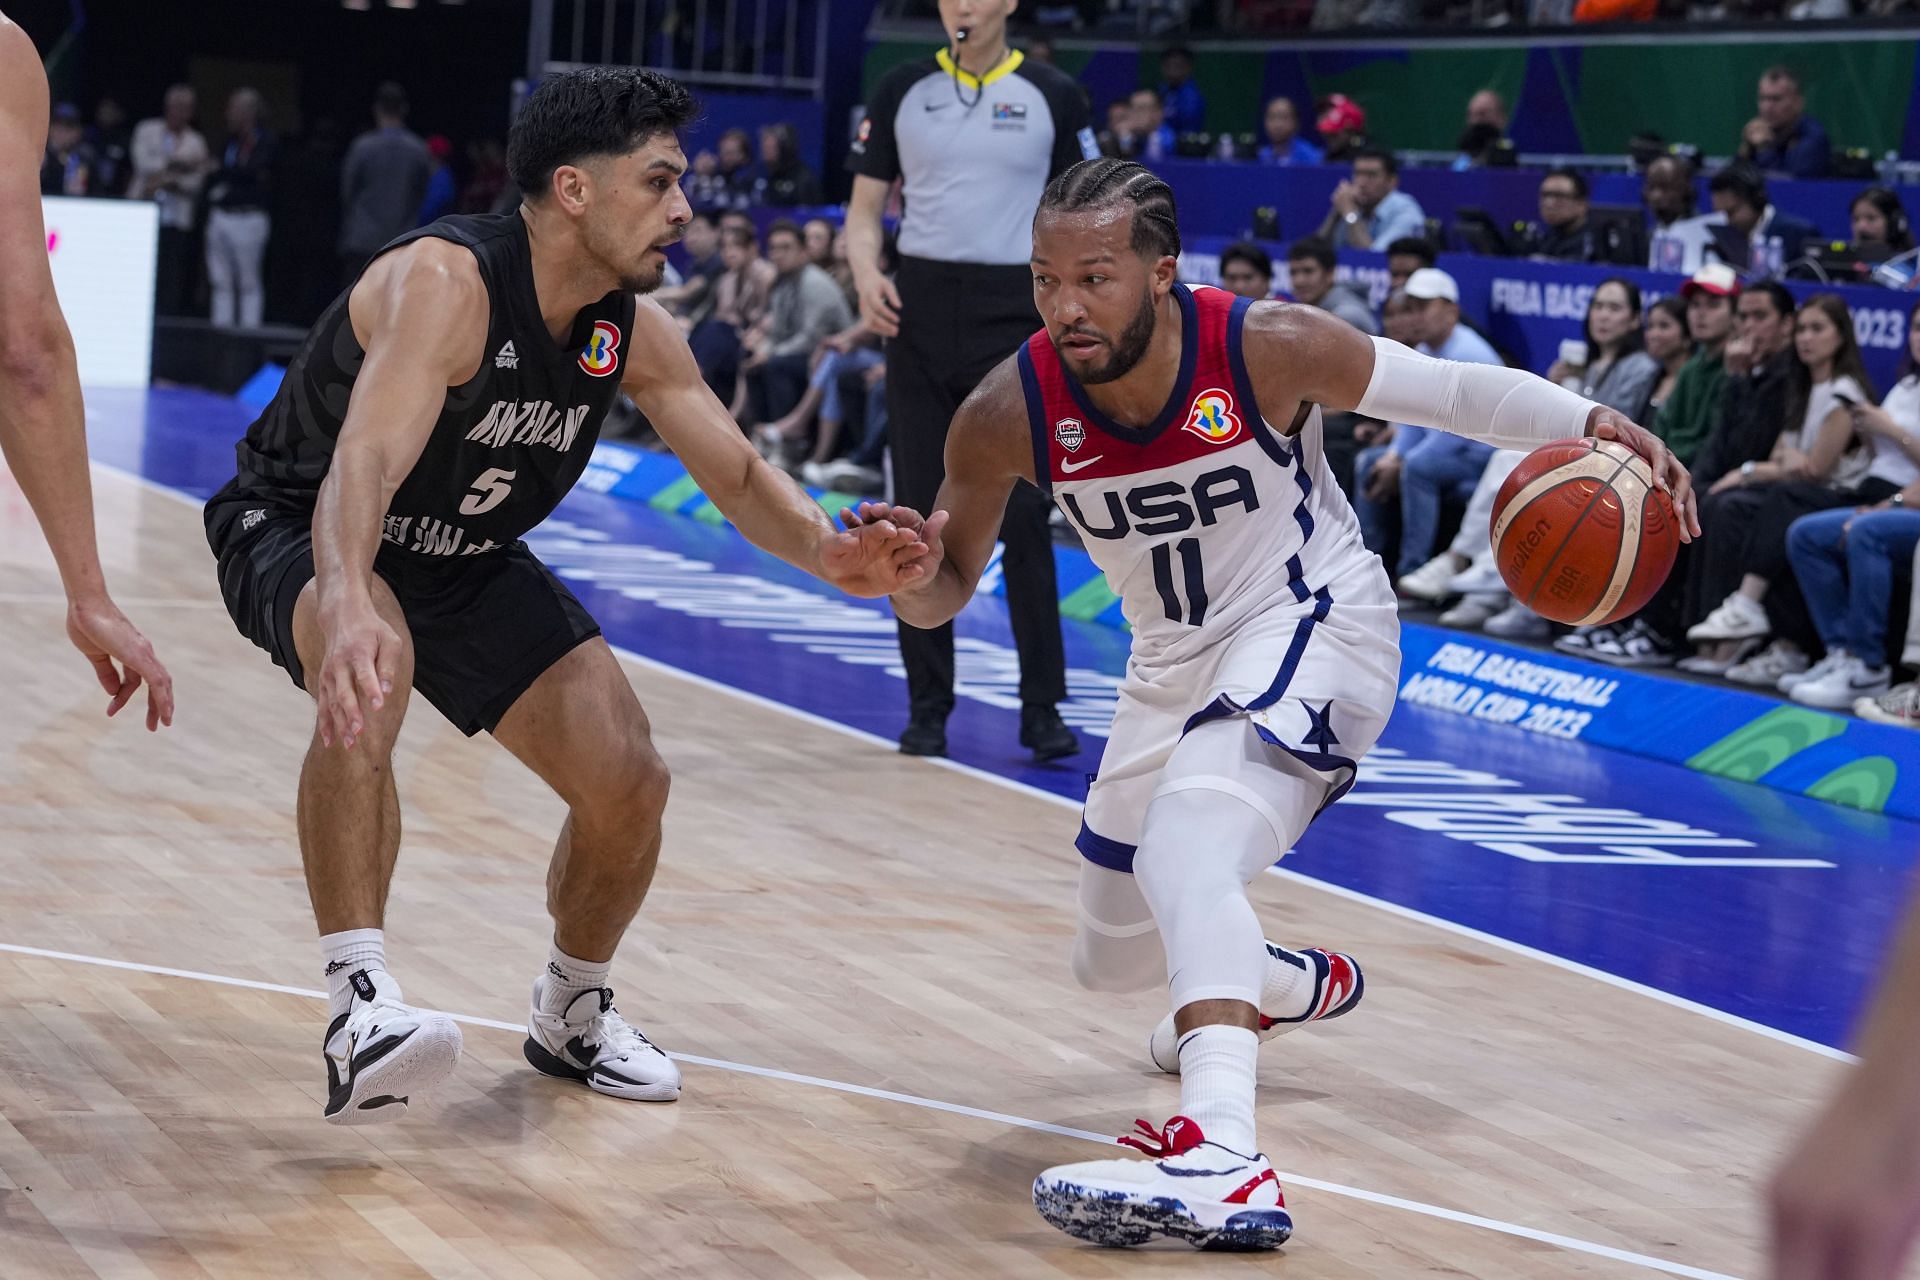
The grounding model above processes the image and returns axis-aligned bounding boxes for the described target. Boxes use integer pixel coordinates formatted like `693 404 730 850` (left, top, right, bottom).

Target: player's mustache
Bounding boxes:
1057 326 1107 343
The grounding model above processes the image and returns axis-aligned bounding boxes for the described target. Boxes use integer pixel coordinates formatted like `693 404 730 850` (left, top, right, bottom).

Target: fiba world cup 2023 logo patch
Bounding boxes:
579 320 622 377
1182 388 1243 446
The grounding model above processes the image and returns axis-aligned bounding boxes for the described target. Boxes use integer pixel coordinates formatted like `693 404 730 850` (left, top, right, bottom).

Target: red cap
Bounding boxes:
1316 94 1366 137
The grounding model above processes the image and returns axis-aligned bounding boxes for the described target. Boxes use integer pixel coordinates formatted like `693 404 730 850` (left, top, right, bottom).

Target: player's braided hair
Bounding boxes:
1037 158 1181 262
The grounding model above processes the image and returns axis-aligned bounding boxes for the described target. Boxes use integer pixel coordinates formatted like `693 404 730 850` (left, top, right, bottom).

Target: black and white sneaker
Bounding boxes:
322 969 463 1126
1589 618 1677 668
524 981 681 1101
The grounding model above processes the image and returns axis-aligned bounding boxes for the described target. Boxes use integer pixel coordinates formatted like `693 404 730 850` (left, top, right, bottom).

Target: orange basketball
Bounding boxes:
1491 437 1679 627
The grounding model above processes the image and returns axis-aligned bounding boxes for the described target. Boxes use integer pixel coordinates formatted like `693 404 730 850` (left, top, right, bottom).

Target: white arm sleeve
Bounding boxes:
1353 335 1597 452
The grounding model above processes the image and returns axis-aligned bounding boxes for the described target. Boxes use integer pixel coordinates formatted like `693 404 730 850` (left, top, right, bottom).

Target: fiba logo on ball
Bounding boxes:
1182 388 1242 445
578 320 622 377
1054 418 1085 452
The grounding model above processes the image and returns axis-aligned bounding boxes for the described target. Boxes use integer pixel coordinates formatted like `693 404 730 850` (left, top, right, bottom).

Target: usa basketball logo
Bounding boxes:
1054 418 1086 452
578 321 621 377
1183 388 1243 445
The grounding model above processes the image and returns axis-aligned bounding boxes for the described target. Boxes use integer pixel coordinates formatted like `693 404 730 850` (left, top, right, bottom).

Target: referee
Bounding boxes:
845 0 1098 760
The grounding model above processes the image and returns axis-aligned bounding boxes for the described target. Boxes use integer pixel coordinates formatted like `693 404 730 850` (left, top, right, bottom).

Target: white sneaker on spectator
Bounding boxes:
798 460 832 489
822 458 885 494
1484 601 1550 640
1554 623 1613 656
1687 592 1771 643
1445 559 1506 596
1725 641 1808 687
1439 593 1506 629
1397 554 1464 602
1589 618 1677 667
1778 648 1849 694
1676 636 1764 676
1790 654 1890 709
1856 682 1920 728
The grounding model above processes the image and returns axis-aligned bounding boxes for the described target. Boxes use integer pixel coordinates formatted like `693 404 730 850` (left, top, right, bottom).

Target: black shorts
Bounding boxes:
204 495 601 736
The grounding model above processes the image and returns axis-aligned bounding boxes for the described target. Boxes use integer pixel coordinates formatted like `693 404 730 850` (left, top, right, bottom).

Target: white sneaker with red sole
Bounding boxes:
1148 944 1364 1074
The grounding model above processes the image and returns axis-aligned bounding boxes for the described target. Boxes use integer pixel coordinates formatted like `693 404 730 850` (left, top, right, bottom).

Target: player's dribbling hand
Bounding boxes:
1586 406 1702 542
66 592 174 731
820 501 943 597
314 595 401 750
1768 1075 1920 1280
836 501 949 597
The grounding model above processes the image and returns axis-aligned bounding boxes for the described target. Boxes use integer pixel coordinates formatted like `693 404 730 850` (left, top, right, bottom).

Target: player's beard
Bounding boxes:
1071 285 1157 385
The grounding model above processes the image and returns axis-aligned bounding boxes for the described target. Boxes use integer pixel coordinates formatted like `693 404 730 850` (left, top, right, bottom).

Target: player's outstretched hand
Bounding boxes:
314 596 401 750
1768 1075 1920 1280
66 592 174 731
1586 406 1701 542
821 501 945 597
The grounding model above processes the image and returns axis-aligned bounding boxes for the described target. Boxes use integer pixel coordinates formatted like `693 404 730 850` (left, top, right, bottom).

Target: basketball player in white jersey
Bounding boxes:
0 10 173 730
855 158 1698 1249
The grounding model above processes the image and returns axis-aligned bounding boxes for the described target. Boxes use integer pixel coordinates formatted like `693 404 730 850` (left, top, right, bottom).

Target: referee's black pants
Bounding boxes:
888 255 1067 721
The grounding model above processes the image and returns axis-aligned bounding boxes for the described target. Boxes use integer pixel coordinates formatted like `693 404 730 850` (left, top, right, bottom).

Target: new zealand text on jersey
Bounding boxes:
465 399 592 452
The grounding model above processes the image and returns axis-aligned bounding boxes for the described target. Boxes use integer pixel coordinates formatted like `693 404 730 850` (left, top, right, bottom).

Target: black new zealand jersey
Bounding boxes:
221 211 635 559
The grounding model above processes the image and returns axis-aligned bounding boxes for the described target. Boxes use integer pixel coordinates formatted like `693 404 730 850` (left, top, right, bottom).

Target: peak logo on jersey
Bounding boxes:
1055 418 1086 452
579 321 621 376
1183 389 1243 446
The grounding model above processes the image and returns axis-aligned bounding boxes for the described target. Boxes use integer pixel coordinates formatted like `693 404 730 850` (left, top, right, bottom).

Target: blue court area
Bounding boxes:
99 385 1919 1052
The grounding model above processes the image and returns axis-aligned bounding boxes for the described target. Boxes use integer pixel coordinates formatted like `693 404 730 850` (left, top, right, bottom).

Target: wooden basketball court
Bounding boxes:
0 462 1838 1278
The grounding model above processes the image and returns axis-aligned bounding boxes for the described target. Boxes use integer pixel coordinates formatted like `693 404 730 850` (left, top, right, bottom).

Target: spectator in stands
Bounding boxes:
1256 97 1323 166
130 84 209 316
1452 123 1507 172
1129 88 1174 161
1643 154 1712 272
1319 146 1425 252
40 102 94 196
460 138 508 214
1642 297 1693 421
418 135 456 224
716 128 757 207
1100 98 1133 158
1286 237 1377 333
337 82 430 285
203 88 275 329
1708 162 1816 278
1314 94 1368 163
1692 280 1797 493
1518 167 1642 266
760 315 888 491
1738 66 1831 180
1547 279 1661 422
1356 269 1502 580
1784 304 1920 709
690 223 775 407
1686 292 1874 685
1851 187 1916 253
1218 242 1275 300
754 123 822 206
86 97 132 197
741 220 853 429
1466 89 1508 132
655 210 724 328
1027 36 1057 65
803 216 834 267
1158 47 1206 134
1450 90 1508 171
1385 236 1437 292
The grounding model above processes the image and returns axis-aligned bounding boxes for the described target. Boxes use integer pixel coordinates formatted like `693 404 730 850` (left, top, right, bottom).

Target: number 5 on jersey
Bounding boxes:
460 467 517 516
1152 537 1207 626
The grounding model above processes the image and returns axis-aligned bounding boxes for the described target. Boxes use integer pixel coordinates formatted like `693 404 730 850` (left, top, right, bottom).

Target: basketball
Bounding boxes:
1490 437 1679 627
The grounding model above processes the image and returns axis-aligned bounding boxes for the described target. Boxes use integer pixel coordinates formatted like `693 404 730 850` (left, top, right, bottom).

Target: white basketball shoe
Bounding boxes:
523 979 681 1101
322 968 463 1126
1148 944 1364 1073
1033 1115 1293 1250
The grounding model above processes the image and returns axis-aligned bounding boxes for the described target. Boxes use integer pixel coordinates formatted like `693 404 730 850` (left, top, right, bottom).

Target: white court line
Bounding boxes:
94 460 1853 1064
0 939 1741 1280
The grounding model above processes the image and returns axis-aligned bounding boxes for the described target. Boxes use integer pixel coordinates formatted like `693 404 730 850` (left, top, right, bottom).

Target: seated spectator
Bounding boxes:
741 220 854 429
1692 280 1798 492
1547 279 1662 421
1218 241 1275 300
1355 269 1502 581
1708 162 1816 277
716 128 757 208
1738 66 1831 180
1686 294 1879 686
1129 88 1175 161
761 320 888 489
1643 154 1715 273
1642 297 1693 420
1466 89 1508 133
1158 47 1207 135
1852 187 1916 253
1385 236 1437 292
1518 167 1643 266
1256 97 1323 166
684 148 734 212
654 210 725 327
1286 237 1377 333
754 124 822 206
1452 123 1507 172
1785 303 1920 708
1099 98 1134 158
689 223 776 408
1315 94 1369 163
1572 0 1657 20
1318 146 1425 252
41 102 95 196
1451 90 1508 171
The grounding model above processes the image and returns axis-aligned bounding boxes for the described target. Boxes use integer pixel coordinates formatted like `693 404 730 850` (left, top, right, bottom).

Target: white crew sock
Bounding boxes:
320 928 386 1017
540 942 612 1018
1261 942 1315 1020
1176 1024 1260 1155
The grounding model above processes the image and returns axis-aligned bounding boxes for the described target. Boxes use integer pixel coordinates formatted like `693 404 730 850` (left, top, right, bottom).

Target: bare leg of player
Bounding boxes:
491 638 681 1101
290 578 463 1127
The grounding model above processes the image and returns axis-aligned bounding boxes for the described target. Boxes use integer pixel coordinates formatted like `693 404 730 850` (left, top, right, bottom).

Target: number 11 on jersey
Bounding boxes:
1151 537 1208 626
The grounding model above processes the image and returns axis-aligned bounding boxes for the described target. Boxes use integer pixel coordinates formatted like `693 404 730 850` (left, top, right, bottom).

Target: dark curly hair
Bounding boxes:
508 67 698 201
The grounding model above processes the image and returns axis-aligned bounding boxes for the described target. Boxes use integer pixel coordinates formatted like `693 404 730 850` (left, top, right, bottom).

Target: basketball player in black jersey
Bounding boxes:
203 68 932 1125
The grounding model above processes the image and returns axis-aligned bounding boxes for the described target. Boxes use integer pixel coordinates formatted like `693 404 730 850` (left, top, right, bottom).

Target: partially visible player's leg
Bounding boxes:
490 637 680 1102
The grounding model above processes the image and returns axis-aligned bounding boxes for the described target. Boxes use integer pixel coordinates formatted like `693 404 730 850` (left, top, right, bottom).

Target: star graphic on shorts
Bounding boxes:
1301 699 1340 752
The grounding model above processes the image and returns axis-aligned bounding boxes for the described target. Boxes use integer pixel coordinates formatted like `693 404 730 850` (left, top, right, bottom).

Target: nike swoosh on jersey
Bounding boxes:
1059 455 1105 474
